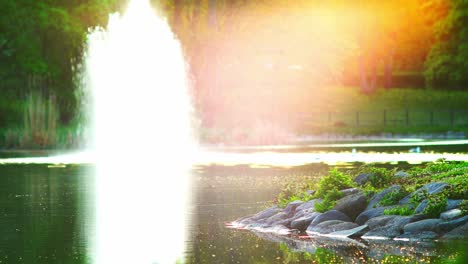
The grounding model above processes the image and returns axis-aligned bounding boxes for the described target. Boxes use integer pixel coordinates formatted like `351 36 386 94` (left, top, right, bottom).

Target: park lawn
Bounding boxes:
291 87 468 136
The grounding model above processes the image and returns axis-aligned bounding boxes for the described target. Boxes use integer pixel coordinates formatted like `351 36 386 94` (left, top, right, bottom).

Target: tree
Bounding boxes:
424 0 468 89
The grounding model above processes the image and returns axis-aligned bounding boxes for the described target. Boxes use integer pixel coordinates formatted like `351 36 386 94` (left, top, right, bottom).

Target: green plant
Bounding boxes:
378 189 406 206
460 200 468 216
20 92 58 148
315 169 354 198
422 195 448 218
359 166 395 189
384 206 414 216
315 188 343 213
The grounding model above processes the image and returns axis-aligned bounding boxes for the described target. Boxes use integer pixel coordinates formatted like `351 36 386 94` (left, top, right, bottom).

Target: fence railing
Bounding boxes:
296 109 468 128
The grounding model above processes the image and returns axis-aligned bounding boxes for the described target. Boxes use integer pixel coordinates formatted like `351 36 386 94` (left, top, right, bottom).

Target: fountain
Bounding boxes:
85 0 194 263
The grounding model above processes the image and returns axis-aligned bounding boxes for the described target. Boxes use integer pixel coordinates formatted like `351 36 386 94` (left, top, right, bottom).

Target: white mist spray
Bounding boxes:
85 0 194 263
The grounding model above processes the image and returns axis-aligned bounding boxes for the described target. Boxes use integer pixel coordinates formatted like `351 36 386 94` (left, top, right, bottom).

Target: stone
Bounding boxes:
295 199 320 213
283 200 303 217
354 173 373 186
362 215 423 239
334 192 368 221
438 215 468 232
308 210 352 228
290 212 321 232
365 215 398 230
251 206 281 221
403 219 442 234
340 188 360 197
440 209 463 221
400 182 449 205
366 185 402 210
305 190 316 196
329 225 369 238
397 231 439 240
355 207 389 225
446 199 462 211
307 220 358 235
442 222 468 240
394 171 409 178
265 212 288 225
414 199 429 214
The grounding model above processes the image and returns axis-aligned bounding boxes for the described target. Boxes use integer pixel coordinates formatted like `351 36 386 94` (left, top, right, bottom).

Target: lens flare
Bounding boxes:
85 0 194 263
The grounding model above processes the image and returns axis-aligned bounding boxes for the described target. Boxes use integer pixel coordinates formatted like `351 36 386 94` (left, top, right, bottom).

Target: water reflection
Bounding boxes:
0 160 466 263
0 164 91 264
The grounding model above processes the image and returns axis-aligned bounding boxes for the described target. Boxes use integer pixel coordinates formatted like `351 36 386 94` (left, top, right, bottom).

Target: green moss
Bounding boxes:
315 169 354 198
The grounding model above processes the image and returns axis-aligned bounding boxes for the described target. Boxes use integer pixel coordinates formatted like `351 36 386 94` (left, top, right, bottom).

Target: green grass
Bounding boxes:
291 87 468 135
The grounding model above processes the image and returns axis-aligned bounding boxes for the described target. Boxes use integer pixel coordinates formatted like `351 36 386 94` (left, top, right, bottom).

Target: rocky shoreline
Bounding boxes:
230 172 467 241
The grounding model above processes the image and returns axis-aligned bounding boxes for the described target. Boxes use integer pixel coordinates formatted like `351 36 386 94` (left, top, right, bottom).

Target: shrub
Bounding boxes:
20 92 58 148
315 188 343 213
460 200 468 216
422 195 448 218
384 206 414 216
378 189 407 206
359 166 395 189
315 169 354 198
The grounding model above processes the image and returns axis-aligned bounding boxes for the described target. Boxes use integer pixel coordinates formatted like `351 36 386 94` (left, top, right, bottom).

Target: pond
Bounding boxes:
0 141 467 263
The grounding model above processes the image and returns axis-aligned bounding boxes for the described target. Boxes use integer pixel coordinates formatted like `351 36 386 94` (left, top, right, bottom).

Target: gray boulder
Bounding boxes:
394 171 409 178
440 209 463 221
308 210 352 227
356 207 390 225
446 199 462 211
307 220 358 235
438 215 468 232
329 225 369 238
366 185 402 210
265 212 289 225
290 212 321 232
283 200 303 217
442 222 468 240
295 199 320 213
340 188 360 196
354 173 373 186
362 215 423 239
403 219 442 234
400 182 449 205
334 192 368 220
365 215 398 230
397 231 439 240
251 206 280 221
414 199 429 214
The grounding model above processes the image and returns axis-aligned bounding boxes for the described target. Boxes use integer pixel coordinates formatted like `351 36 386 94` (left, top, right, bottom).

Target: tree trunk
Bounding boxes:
383 48 394 89
208 0 217 29
359 54 369 94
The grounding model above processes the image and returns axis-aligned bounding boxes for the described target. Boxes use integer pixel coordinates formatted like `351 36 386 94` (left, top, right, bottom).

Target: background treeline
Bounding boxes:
0 0 467 147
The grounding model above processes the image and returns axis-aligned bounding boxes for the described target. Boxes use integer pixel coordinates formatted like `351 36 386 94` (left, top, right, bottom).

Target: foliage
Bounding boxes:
384 206 414 216
358 166 395 189
460 200 468 216
315 188 343 213
378 189 407 207
315 169 354 198
276 181 315 208
424 0 468 89
19 92 58 148
422 194 448 218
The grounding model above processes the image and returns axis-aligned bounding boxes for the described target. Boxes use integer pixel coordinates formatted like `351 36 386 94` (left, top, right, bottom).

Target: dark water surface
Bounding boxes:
0 162 466 263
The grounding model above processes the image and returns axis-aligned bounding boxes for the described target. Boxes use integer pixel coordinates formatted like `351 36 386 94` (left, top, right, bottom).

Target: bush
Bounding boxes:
384 206 414 216
378 189 407 206
315 169 354 198
315 188 343 213
359 167 395 189
422 195 448 218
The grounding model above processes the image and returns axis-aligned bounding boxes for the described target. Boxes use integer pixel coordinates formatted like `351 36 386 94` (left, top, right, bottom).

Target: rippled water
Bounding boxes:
0 156 466 263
